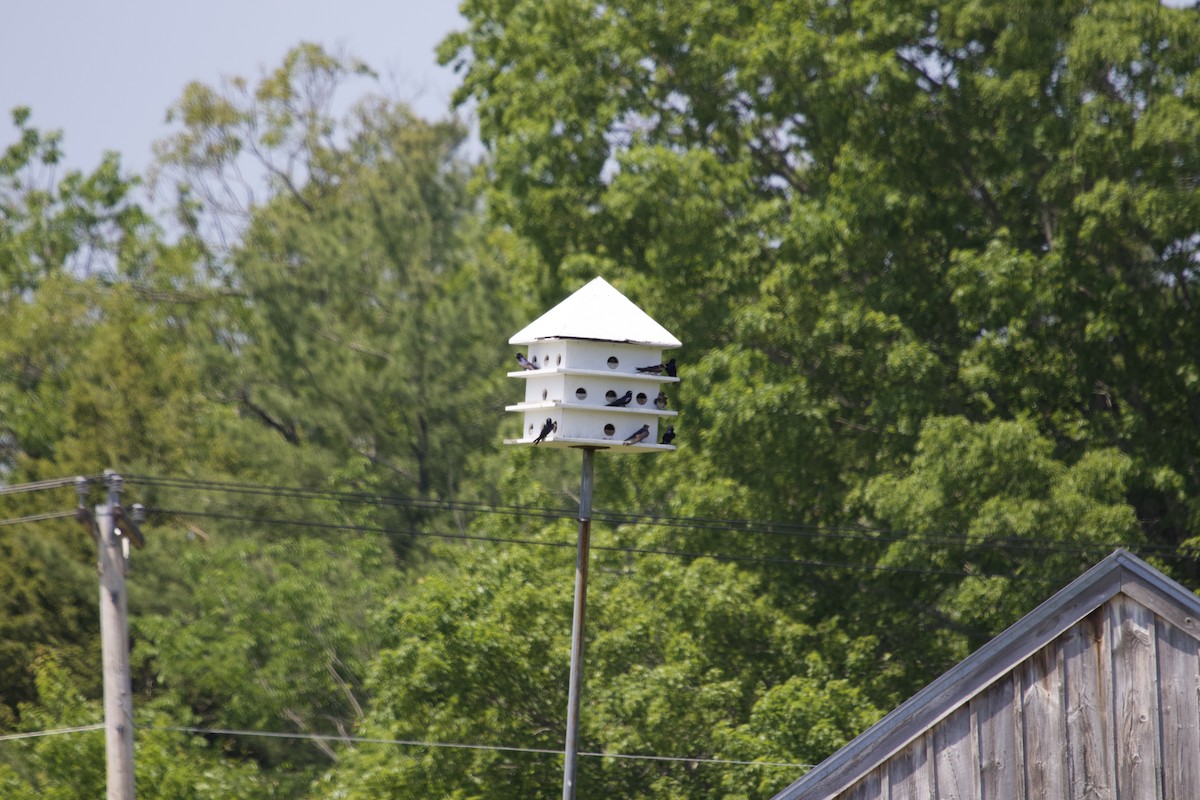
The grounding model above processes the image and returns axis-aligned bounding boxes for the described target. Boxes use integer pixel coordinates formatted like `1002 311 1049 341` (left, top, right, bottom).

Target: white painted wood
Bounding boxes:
507 283 681 454
509 277 681 347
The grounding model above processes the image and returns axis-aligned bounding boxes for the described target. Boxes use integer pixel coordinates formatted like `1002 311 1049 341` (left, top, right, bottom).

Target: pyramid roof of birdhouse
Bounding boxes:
509 277 682 348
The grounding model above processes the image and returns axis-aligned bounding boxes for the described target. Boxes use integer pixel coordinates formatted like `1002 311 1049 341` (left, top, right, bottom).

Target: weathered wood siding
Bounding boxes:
833 594 1200 800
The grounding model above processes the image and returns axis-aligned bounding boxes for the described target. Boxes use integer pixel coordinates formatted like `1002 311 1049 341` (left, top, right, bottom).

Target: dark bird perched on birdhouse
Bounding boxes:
606 390 633 407
516 352 539 370
533 417 556 444
660 425 675 445
623 424 650 446
636 357 676 377
654 391 668 410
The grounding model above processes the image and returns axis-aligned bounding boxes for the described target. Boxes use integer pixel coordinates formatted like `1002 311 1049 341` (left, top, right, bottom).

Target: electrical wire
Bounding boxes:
0 475 101 497
3 471 1179 575
146 725 813 769
0 724 103 742
0 473 1184 559
4 473 1183 779
0 724 810 770
0 509 78 527
124 473 1183 559
146 505 1063 582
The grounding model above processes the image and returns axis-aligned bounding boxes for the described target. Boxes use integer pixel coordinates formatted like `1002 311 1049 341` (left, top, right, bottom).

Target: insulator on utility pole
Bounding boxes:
75 476 96 534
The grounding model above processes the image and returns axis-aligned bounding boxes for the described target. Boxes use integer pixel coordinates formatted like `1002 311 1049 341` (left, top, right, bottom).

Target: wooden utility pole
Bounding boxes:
92 472 138 800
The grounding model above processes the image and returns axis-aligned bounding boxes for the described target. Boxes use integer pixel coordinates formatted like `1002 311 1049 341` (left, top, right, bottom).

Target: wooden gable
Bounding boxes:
772 550 1200 800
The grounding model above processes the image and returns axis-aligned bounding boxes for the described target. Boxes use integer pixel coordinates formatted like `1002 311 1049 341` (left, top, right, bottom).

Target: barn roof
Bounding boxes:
508 276 682 348
772 549 1200 800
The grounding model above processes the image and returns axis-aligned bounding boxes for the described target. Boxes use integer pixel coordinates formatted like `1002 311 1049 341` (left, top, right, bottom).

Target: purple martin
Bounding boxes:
606 390 633 407
623 424 650 446
516 353 539 370
532 417 556 444
660 425 675 445
636 357 676 377
653 391 668 410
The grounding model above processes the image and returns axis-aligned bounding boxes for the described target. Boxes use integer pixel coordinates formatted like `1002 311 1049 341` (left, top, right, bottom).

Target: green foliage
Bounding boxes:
0 653 271 800
0 108 152 301
5 43 543 798
3 3 1200 796
434 1 1200 793
857 416 1141 683
155 44 528 515
0 109 212 719
317 533 887 799
133 532 396 771
443 0 1200 541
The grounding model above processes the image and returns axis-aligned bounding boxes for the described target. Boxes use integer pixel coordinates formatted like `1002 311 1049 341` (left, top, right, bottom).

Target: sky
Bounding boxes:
0 0 469 180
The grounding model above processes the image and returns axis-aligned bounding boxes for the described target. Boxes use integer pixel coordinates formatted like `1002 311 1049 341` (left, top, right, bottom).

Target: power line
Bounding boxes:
0 509 78 527
0 722 813 771
146 725 813 769
0 473 1183 561
124 473 1180 559
0 475 102 497
3 472 1179 575
0 724 104 742
146 506 1061 582
150 505 577 551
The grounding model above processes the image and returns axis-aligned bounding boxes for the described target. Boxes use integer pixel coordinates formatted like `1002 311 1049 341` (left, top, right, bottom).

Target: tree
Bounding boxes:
0 103 381 794
442 0 1200 593
133 532 397 771
437 0 1200 783
317 525 887 800
153 43 530 520
0 652 272 800
0 107 205 719
0 107 159 479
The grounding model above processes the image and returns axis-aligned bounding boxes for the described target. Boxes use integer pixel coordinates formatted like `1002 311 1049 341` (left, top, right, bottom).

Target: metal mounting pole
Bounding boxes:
98 473 136 800
562 447 595 800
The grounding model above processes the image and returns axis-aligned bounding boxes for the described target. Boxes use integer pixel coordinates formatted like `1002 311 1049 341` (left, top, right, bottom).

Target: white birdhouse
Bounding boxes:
506 277 681 453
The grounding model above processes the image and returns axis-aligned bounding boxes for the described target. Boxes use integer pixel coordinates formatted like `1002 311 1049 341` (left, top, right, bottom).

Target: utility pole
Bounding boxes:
79 472 142 800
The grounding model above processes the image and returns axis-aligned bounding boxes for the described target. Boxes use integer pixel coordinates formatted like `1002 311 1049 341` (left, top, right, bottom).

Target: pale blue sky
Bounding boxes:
0 0 468 178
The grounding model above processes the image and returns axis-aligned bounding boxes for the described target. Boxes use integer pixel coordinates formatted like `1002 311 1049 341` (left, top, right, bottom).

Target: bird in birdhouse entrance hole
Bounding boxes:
623 424 650 445
516 353 538 370
607 390 633 407
533 418 556 444
654 391 668 410
636 358 676 377
660 425 675 445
